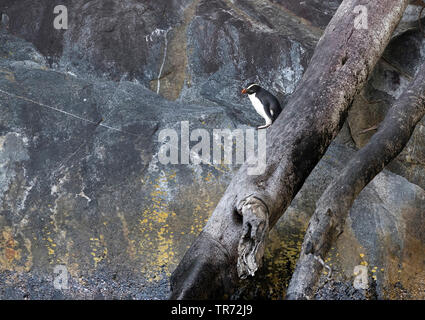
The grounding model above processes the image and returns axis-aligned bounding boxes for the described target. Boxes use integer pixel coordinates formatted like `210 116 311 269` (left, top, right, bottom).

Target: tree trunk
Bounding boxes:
286 60 425 300
170 0 409 299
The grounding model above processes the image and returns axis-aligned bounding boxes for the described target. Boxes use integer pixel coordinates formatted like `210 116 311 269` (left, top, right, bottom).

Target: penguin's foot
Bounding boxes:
257 124 271 130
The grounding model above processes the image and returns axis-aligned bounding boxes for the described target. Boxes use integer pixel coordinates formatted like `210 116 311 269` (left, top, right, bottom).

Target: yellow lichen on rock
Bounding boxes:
0 228 22 271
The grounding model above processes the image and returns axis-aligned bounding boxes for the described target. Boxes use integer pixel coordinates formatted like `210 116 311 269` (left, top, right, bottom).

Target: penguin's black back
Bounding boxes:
255 87 282 121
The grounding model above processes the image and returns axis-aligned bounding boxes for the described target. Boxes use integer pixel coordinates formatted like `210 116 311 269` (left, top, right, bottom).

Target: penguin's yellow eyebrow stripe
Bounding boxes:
246 83 259 90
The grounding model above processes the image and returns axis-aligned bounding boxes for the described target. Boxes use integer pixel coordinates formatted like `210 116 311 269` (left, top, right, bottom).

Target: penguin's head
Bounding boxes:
241 83 260 95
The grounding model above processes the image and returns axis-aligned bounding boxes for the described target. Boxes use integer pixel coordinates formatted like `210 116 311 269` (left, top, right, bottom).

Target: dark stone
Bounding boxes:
0 1 424 300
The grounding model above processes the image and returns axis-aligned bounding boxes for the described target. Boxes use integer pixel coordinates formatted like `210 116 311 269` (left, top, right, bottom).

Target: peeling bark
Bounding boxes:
236 196 269 279
286 60 425 300
170 0 409 299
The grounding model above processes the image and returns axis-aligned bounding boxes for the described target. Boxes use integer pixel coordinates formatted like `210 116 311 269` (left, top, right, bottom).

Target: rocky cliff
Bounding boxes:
0 0 424 299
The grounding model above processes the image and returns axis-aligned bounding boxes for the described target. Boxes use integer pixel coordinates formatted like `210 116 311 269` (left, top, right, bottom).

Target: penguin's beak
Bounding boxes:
241 88 247 94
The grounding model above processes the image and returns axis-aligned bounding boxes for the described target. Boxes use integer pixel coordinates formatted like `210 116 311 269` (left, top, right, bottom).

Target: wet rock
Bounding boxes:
0 1 424 300
0 28 237 299
314 280 371 300
269 0 342 29
348 29 425 189
235 142 425 299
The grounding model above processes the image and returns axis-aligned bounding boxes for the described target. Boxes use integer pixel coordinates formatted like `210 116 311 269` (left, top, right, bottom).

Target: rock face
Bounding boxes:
348 21 425 190
0 1 424 299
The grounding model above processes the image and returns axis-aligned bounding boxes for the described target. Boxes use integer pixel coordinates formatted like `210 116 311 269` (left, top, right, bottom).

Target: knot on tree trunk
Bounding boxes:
236 195 269 279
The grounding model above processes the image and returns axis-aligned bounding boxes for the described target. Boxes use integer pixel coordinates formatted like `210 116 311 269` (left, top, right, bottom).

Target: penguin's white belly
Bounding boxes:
249 94 271 124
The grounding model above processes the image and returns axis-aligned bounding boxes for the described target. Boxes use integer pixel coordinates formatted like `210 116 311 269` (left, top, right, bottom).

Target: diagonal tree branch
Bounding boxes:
170 0 409 299
286 60 425 300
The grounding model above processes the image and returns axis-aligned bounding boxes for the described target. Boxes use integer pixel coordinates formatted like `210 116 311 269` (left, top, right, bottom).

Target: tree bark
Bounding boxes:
170 0 409 299
286 60 425 300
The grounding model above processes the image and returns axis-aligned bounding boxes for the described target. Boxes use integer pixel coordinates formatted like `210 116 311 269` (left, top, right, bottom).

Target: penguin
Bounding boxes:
241 83 282 129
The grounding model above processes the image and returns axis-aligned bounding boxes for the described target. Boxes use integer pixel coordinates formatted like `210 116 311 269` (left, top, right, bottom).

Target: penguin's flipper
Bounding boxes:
271 102 282 121
263 102 274 124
